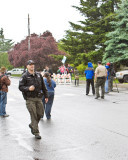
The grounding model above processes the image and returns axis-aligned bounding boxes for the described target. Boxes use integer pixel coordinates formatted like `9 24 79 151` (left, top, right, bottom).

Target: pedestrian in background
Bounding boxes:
44 65 53 77
67 64 73 80
0 67 11 117
19 60 48 139
95 61 107 99
74 68 79 86
84 62 95 95
105 63 110 93
59 65 65 75
108 63 115 91
42 72 56 119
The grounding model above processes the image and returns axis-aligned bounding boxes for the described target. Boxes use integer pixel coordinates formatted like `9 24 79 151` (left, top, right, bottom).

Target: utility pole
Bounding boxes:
28 14 30 51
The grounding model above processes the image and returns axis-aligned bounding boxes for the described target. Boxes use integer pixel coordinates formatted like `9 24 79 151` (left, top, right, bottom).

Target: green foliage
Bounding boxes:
103 0 128 64
71 50 102 66
0 52 13 69
69 64 74 68
0 28 14 52
59 0 121 66
76 62 97 75
91 63 97 70
11 74 22 77
0 28 4 39
49 54 64 62
76 64 86 74
0 39 14 52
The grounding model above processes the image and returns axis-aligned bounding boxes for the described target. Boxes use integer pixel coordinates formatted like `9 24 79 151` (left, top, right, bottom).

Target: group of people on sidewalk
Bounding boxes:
84 61 115 99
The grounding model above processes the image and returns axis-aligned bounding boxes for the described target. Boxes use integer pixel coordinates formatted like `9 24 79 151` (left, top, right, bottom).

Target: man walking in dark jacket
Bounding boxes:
84 62 95 95
19 60 48 139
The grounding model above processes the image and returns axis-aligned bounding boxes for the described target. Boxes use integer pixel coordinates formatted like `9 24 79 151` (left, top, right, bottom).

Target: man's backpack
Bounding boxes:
0 75 5 90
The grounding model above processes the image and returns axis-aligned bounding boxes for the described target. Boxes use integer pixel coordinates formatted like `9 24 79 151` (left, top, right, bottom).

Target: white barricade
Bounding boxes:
53 73 71 85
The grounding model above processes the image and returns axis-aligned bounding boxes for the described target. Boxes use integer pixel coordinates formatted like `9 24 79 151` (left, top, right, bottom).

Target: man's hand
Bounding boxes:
45 98 48 103
29 85 35 91
94 73 97 83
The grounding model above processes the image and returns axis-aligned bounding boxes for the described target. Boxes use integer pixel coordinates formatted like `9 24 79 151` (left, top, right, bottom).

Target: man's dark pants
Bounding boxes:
95 77 106 97
75 79 79 86
86 79 95 95
26 97 44 134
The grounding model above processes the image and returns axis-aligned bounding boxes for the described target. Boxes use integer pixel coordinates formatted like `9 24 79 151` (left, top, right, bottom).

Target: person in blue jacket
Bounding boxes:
105 63 110 93
84 62 95 95
42 72 56 119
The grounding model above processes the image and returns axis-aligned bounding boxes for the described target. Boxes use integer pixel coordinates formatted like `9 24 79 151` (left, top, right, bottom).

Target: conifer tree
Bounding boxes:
0 28 14 52
103 0 128 64
60 0 121 65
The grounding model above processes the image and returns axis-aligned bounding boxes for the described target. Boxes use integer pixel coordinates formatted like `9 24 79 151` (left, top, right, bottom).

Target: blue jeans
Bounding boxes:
105 79 109 93
42 92 54 119
0 91 7 116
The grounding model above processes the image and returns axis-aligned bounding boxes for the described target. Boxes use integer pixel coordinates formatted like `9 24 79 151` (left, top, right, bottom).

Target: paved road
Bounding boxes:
0 77 128 160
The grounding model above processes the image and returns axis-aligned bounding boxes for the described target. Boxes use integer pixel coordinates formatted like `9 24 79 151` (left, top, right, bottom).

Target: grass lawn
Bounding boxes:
11 74 22 77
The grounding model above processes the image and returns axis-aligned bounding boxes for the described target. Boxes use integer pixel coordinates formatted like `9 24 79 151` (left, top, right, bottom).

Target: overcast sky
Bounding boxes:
0 0 83 43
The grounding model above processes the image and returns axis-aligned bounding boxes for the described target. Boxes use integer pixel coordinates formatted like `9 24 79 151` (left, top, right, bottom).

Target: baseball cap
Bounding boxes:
106 62 110 66
27 60 35 65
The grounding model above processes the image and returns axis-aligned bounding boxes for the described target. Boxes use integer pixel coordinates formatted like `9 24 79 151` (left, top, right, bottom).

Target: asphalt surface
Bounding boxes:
0 77 128 160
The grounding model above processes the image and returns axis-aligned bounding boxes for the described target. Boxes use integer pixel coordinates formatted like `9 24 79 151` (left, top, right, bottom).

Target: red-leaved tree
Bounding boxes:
8 31 65 71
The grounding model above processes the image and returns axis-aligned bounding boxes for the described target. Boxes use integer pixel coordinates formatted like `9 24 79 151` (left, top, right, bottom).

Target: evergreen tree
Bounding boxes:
0 28 14 52
60 0 121 66
103 0 128 64
0 28 4 39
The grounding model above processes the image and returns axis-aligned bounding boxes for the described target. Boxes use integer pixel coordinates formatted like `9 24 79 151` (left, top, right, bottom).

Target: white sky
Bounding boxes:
0 0 83 43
